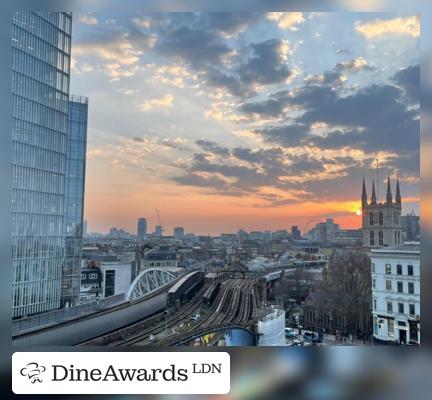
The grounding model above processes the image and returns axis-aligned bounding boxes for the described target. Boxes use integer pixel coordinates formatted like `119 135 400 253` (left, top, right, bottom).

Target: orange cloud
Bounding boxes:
267 12 305 31
139 94 174 111
355 15 420 39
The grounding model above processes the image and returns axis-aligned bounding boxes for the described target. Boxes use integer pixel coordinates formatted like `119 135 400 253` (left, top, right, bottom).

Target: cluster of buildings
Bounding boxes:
299 177 421 345
9 12 421 347
305 218 363 246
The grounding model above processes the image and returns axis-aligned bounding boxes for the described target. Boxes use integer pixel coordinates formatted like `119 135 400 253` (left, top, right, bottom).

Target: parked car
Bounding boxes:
303 331 319 343
190 314 201 321
285 327 297 338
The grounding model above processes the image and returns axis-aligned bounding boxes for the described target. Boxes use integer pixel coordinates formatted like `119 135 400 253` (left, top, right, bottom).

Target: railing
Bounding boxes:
12 293 126 336
69 94 88 104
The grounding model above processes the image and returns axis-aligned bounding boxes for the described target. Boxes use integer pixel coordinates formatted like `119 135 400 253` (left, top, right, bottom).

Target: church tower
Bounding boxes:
362 176 402 248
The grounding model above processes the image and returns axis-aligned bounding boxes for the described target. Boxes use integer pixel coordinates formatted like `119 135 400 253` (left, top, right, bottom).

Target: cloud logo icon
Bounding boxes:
20 362 46 383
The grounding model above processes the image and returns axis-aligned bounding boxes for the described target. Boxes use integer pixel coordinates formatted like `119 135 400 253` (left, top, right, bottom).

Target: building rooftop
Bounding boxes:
144 247 177 261
370 241 420 254
70 94 89 104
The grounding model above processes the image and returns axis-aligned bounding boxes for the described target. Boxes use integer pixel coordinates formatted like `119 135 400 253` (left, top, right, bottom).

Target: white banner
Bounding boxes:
12 352 230 394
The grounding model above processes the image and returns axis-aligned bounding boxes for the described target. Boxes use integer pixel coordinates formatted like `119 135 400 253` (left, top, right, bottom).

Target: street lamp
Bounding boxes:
165 309 169 333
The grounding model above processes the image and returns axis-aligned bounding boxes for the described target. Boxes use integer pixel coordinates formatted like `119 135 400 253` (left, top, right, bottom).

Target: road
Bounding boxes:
285 328 372 346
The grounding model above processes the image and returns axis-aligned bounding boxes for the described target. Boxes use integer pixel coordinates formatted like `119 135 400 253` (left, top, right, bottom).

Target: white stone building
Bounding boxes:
370 242 420 344
99 261 135 298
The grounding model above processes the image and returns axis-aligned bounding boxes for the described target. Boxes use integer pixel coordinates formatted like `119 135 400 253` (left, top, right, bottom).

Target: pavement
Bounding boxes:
286 328 372 346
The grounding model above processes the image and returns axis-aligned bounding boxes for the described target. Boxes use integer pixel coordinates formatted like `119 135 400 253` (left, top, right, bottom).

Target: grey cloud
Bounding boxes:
171 143 349 201
204 68 250 97
240 85 337 119
169 135 414 206
172 173 230 189
237 39 292 86
241 75 419 179
204 38 294 97
196 139 230 156
305 70 346 87
288 155 326 175
297 85 417 134
392 64 419 104
336 48 350 55
152 16 290 98
254 124 309 145
204 12 262 35
240 97 286 117
155 24 233 68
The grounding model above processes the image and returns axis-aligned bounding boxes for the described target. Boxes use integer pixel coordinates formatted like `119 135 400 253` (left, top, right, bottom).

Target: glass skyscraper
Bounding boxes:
62 96 88 308
137 218 147 240
12 12 72 318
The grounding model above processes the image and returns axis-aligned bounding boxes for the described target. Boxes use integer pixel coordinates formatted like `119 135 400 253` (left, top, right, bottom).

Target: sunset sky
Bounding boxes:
69 12 420 235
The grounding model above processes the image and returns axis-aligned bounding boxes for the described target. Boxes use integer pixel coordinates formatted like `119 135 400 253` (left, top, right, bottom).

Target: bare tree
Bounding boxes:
325 250 372 335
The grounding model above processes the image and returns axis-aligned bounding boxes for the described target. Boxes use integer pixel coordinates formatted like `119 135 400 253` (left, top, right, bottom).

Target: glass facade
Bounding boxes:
12 12 72 318
62 96 88 307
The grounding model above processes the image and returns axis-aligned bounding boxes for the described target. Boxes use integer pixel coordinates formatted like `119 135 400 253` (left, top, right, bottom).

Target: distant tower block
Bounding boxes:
362 176 402 248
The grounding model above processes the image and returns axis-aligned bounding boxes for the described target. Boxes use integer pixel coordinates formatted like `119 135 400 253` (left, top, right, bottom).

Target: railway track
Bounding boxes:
161 279 259 346
80 285 207 346
115 285 208 346
85 277 261 347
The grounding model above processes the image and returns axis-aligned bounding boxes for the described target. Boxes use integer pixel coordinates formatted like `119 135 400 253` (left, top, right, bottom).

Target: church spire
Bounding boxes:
395 177 401 205
362 176 368 208
371 181 377 205
386 175 393 205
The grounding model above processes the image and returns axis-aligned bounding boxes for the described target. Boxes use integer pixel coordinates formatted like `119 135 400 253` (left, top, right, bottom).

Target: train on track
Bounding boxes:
202 282 220 307
167 271 204 307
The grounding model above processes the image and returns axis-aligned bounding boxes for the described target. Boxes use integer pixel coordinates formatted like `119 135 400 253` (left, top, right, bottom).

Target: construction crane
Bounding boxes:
155 209 164 236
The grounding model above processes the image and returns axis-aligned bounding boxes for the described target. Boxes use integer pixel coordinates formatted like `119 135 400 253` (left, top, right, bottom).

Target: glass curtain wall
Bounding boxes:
12 12 72 317
62 96 87 307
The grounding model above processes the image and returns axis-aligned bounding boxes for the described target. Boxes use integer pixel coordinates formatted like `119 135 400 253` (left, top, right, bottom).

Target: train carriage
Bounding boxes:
167 271 203 307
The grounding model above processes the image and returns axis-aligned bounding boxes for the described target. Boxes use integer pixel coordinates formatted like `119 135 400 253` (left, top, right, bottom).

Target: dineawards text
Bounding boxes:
52 364 189 382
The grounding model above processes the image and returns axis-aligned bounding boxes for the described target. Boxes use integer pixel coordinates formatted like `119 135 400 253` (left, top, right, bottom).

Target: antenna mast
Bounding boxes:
155 209 164 235
376 159 379 202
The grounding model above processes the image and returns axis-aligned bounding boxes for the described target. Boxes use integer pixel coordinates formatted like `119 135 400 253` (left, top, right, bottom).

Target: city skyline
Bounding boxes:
70 12 420 235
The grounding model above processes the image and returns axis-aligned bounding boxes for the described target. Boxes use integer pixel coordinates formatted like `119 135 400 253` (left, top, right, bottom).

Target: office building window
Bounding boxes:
104 270 115 298
373 298 377 310
408 265 414 276
386 280 392 291
409 304 415 315
397 264 402 275
408 282 414 294
397 281 403 293
387 301 393 313
370 231 374 246
385 264 391 274
379 212 383 225
372 279 376 289
379 231 383 245
372 263 375 273
370 212 374 225
398 303 404 314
